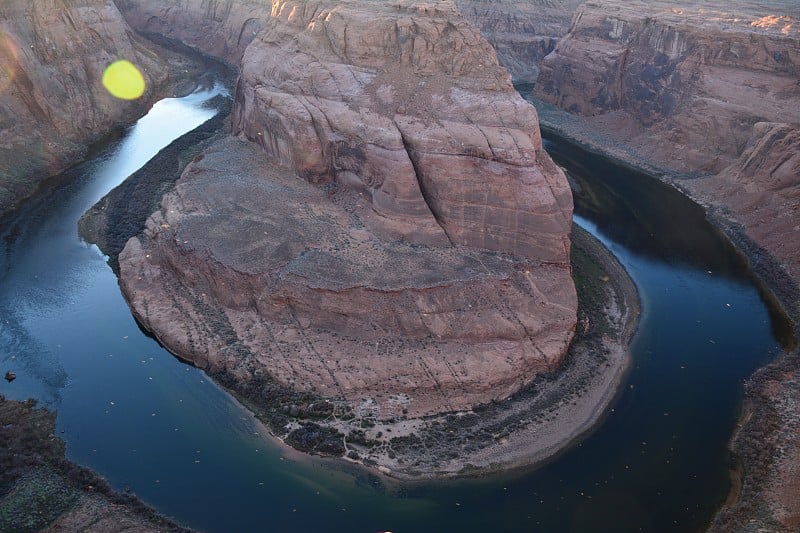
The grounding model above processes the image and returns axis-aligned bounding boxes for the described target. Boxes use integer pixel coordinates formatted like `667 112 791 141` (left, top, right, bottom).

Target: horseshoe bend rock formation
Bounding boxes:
118 0 577 419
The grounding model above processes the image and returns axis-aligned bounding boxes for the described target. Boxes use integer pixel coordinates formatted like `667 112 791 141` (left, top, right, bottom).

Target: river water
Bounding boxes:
0 87 792 532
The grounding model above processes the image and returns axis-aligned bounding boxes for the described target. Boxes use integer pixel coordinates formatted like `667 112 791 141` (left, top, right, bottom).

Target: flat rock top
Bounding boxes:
579 0 799 36
172 136 519 290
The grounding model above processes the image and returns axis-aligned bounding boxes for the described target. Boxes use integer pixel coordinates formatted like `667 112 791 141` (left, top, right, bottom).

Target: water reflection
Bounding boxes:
0 83 227 406
545 139 751 281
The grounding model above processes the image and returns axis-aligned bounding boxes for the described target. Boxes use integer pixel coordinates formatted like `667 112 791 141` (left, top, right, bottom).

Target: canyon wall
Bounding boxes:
116 0 577 420
0 0 174 218
114 0 273 66
455 0 584 83
531 0 800 310
535 0 800 173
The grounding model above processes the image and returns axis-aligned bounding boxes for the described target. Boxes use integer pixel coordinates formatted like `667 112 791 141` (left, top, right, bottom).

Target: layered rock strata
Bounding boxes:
0 0 173 218
535 0 800 173
120 137 576 418
118 0 577 419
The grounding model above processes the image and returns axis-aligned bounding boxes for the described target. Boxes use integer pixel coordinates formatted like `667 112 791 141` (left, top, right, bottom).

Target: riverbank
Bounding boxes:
525 94 800 531
0 395 190 532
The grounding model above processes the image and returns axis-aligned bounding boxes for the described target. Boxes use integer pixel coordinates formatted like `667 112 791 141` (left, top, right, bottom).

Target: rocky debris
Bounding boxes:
455 0 584 83
535 0 800 174
0 0 179 219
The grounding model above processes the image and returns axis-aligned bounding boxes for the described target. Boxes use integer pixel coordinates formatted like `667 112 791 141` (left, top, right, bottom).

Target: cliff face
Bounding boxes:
691 122 800 289
114 0 273 66
530 2 800 527
233 0 573 261
454 0 584 83
0 0 172 218
535 0 800 173
117 0 577 419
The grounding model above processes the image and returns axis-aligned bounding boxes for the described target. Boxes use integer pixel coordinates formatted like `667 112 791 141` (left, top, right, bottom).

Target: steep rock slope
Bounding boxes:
692 122 800 287
455 0 584 83
0 0 172 218
118 0 577 420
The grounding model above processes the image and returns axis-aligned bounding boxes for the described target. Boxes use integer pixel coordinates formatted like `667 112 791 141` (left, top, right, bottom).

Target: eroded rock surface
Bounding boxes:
690 122 800 288
118 0 577 420
0 0 175 218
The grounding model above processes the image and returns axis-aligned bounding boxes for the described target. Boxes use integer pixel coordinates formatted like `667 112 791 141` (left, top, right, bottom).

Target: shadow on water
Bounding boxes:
545 137 796 350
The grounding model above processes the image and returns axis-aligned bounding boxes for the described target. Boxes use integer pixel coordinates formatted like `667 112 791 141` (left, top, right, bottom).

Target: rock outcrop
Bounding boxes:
117 0 577 420
535 0 800 173
232 0 573 261
0 0 176 218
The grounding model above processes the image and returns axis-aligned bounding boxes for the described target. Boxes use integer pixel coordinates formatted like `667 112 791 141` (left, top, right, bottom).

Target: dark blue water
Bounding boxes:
0 88 792 532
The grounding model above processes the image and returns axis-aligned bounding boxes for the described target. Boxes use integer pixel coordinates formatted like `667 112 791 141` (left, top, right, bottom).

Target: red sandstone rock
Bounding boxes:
234 0 573 262
120 137 577 419
118 0 577 419
535 0 800 174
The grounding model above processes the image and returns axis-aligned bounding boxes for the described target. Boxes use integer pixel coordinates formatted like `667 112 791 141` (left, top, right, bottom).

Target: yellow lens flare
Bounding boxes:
0 32 21 94
102 60 146 100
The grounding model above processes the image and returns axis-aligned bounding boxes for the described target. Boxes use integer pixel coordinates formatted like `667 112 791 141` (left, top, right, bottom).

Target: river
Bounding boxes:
0 86 792 532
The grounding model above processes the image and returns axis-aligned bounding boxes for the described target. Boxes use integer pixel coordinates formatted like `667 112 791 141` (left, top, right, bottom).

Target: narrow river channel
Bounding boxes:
0 85 792 532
